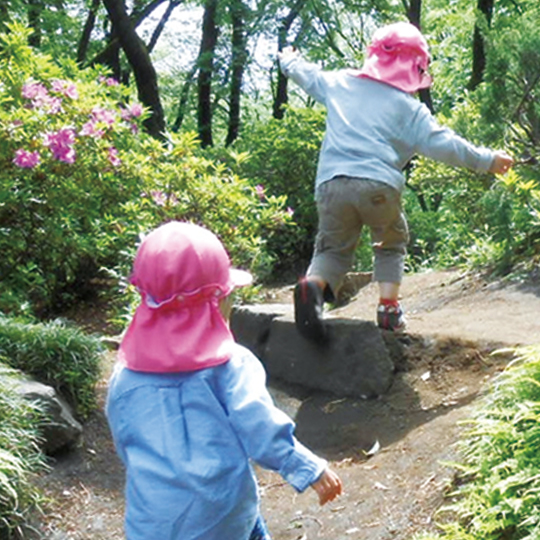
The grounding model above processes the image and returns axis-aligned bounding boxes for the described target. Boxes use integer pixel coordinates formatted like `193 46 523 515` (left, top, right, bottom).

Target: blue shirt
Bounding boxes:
279 54 495 192
106 343 327 540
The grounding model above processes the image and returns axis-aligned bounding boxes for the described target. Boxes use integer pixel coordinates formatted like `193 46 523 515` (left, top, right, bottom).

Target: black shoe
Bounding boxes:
294 279 327 343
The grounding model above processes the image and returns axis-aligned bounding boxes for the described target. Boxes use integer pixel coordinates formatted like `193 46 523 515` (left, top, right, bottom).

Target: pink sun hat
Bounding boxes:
356 22 432 94
119 221 252 373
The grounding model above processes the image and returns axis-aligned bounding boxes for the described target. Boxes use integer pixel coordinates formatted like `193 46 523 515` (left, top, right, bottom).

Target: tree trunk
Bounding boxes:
89 0 169 68
197 0 219 148
27 0 42 48
404 0 434 112
226 0 248 146
101 0 165 139
468 0 494 90
272 0 307 120
77 0 101 66
147 0 183 53
172 64 197 132
0 2 9 30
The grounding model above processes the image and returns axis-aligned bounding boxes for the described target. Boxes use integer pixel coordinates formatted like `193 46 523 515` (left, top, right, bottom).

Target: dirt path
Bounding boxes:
36 270 540 539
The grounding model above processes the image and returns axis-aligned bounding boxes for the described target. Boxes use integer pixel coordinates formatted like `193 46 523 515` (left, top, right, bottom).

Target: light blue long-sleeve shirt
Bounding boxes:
106 343 327 540
279 54 495 192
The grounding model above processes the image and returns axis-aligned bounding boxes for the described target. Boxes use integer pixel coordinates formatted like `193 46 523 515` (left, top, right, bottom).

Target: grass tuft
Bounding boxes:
423 346 540 540
0 365 48 539
0 316 103 418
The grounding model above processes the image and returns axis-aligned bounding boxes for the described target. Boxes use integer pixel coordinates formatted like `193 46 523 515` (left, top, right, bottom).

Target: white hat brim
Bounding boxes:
230 268 253 288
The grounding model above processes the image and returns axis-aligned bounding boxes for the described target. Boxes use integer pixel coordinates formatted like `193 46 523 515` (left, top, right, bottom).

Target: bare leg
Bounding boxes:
304 275 327 290
378 281 400 301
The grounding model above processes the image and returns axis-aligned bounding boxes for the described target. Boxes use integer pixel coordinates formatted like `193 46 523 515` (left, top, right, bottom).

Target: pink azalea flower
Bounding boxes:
98 76 119 87
22 81 48 101
108 147 121 167
13 149 40 169
44 127 76 148
120 103 144 124
286 207 294 217
55 147 76 164
150 190 166 206
130 103 144 117
91 106 116 126
51 79 79 100
22 81 58 111
22 81 65 112
46 96 63 114
43 128 77 164
80 120 104 139
255 184 265 200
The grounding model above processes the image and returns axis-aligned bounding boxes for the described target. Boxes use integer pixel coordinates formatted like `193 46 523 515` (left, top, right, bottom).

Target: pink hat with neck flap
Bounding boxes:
356 22 432 93
119 221 252 373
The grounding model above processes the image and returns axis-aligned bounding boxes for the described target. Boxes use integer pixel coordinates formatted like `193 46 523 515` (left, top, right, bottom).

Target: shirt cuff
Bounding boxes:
279 443 327 493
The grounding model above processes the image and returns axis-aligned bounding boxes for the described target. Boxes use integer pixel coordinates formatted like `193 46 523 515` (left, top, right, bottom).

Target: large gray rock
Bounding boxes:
16 379 83 455
231 305 395 398
231 304 291 358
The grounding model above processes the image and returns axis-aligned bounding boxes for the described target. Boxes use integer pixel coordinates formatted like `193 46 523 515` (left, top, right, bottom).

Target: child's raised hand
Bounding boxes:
311 468 343 505
489 151 514 175
277 46 298 62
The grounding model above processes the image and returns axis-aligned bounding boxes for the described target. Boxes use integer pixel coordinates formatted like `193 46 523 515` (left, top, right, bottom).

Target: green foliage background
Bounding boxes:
0 24 293 319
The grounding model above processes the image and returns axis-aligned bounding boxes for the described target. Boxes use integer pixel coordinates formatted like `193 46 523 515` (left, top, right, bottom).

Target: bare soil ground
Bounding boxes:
35 269 540 540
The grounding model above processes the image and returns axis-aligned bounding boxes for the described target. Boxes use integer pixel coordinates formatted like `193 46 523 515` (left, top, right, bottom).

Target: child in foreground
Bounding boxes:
278 21 514 341
106 221 343 540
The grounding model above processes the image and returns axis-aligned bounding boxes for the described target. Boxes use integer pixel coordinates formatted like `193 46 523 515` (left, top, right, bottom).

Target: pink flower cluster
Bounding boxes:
121 103 144 120
108 147 121 168
12 76 143 170
13 149 40 168
51 79 79 100
255 184 265 200
91 106 117 126
22 79 78 114
120 103 144 134
98 76 119 87
142 190 179 207
43 127 77 164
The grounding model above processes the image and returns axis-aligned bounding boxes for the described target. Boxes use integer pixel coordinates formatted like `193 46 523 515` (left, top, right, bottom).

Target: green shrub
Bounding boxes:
128 131 293 281
232 106 326 280
0 24 292 317
0 23 149 316
431 346 540 540
0 365 47 539
0 316 103 418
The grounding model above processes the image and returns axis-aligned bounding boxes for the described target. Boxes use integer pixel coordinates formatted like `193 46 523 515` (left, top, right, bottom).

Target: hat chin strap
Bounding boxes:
142 283 232 310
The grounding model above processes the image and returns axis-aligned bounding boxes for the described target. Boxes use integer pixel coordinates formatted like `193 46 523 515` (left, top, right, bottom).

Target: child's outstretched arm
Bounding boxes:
277 45 299 63
489 151 514 175
277 46 327 104
311 468 343 505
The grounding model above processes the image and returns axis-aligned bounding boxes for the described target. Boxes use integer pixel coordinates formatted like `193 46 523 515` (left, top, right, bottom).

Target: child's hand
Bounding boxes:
489 151 514 175
311 468 343 505
277 46 298 63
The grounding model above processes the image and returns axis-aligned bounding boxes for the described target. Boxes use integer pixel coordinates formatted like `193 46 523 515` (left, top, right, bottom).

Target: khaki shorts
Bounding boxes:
307 176 409 296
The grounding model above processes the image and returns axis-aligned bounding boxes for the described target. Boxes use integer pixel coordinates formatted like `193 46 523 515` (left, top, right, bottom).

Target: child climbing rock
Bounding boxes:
278 21 514 341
